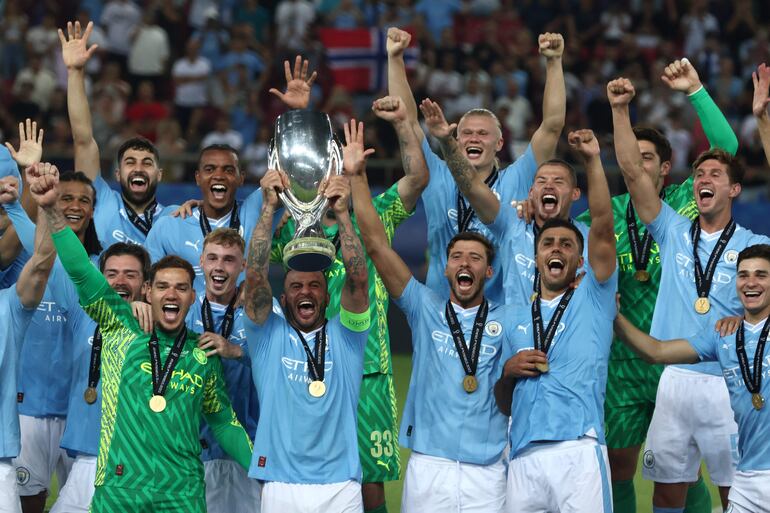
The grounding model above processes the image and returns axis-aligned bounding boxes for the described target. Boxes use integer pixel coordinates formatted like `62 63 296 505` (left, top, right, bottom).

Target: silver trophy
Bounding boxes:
268 110 342 272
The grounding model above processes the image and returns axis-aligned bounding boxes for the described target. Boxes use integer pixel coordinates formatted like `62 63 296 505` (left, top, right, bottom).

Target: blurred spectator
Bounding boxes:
681 0 719 57
155 119 188 181
0 0 29 80
446 76 488 121
189 0 222 30
665 108 693 172
242 125 271 182
322 86 355 129
326 0 365 29
155 0 189 57
26 14 60 69
76 10 108 76
201 114 244 151
426 53 463 103
100 0 143 69
275 0 316 52
93 61 132 123
600 4 631 41
191 10 230 65
13 54 58 112
494 78 533 141
414 0 463 43
219 35 265 88
128 10 171 95
172 39 212 135
125 80 170 141
235 0 271 43
231 89 263 146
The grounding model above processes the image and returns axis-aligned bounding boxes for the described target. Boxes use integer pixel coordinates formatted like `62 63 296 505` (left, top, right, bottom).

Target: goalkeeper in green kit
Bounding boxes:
576 58 738 513
29 163 253 512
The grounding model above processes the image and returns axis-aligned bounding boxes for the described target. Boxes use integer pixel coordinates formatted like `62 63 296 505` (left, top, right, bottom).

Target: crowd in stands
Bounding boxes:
1 0 769 191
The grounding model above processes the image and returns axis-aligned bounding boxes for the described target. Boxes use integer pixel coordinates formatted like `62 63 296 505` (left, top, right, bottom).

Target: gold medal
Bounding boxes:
462 375 478 393
308 380 326 398
752 393 765 411
149 395 166 413
83 387 97 404
535 362 549 373
530 292 538 303
634 270 650 282
694 297 710 314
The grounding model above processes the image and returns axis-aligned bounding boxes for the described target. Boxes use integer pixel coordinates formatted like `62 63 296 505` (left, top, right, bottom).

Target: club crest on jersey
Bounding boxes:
193 347 208 365
15 467 29 485
485 321 502 337
724 250 738 264
642 450 655 469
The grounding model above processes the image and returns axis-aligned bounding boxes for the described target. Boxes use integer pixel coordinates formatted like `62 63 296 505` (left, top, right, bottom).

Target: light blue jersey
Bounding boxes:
0 250 29 289
648 203 770 375
505 267 618 458
59 307 100 457
244 304 368 484
489 204 590 307
187 294 257 462
688 319 770 471
394 277 514 465
421 138 537 304
0 286 36 458
92 176 175 246
145 191 263 291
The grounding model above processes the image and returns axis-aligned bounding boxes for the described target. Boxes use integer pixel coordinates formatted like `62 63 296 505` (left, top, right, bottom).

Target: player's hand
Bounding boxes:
503 350 548 378
661 58 702 95
323 175 351 214
568 129 600 160
5 119 44 168
607 78 635 108
268 55 317 110
372 96 407 124
510 197 536 224
752 63 770 118
260 169 288 209
0 176 20 205
715 315 742 338
538 32 564 59
171 198 200 219
58 20 99 70
198 332 244 359
342 118 375 176
420 99 455 140
386 27 411 58
131 301 153 333
25 162 59 208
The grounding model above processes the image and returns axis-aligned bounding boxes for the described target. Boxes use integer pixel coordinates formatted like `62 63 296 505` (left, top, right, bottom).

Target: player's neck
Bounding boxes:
155 323 185 339
534 210 570 228
206 287 237 306
475 163 495 182
540 285 569 301
449 292 484 309
122 194 155 215
202 201 235 220
745 306 770 325
698 206 732 234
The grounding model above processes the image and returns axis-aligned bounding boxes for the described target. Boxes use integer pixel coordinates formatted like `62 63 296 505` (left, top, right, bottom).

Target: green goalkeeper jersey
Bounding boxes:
51 228 253 498
272 183 411 375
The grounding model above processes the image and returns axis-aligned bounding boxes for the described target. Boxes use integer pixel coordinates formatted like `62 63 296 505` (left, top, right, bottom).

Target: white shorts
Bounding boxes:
506 438 612 513
204 459 261 513
261 480 362 513
725 469 770 513
0 459 21 513
402 452 506 513
642 367 738 486
13 416 73 495
50 455 96 513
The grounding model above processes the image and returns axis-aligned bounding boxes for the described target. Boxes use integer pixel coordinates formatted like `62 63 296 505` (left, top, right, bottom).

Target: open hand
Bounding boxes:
59 20 99 70
4 119 44 168
268 55 317 110
752 63 770 118
342 118 375 176
420 99 455 140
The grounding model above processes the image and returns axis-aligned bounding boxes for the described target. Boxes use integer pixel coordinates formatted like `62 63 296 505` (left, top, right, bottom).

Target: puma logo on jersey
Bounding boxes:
185 240 201 252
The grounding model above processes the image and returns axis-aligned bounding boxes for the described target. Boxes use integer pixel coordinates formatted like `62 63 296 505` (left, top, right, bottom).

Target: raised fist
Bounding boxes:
661 58 702 95
538 33 564 59
607 78 636 108
386 27 411 58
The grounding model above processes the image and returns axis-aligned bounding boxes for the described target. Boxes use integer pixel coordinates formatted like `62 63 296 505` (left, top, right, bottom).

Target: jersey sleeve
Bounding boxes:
585 266 619 319
421 137 454 207
51 227 110 306
687 87 739 155
371 182 413 240
202 355 254 470
487 200 516 239
93 175 118 211
497 144 537 205
646 201 684 249
144 217 168 262
3 199 35 253
685 327 720 362
244 299 286 361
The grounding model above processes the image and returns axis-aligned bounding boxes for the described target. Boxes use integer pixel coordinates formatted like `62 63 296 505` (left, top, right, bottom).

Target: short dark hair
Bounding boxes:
99 242 151 280
116 136 160 165
203 227 245 253
536 158 578 187
536 218 585 253
446 231 495 265
198 144 240 172
59 170 102 256
149 256 195 286
737 244 770 268
633 126 672 164
692 148 745 185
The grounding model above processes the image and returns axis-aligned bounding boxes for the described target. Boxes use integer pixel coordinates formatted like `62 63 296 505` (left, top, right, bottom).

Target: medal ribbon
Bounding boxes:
293 322 328 382
86 325 103 389
199 202 241 237
626 190 664 273
456 168 498 233
124 198 157 236
148 327 188 397
531 288 575 356
735 317 770 397
444 298 489 377
690 217 736 300
201 296 237 339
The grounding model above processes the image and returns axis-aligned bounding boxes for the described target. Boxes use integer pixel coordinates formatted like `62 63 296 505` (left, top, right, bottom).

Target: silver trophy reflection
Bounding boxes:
268 110 342 271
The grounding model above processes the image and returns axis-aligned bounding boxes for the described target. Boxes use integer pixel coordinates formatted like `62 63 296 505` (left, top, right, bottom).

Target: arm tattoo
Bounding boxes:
438 136 474 194
337 213 366 296
245 205 275 323
43 205 67 233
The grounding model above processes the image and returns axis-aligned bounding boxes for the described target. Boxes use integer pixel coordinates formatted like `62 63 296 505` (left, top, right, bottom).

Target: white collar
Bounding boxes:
745 317 769 334
540 291 566 308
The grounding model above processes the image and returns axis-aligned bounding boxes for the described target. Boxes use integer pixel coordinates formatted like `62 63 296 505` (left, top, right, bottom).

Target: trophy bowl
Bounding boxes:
269 110 342 272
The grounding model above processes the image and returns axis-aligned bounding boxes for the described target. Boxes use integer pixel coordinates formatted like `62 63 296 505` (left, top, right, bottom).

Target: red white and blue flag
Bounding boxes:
318 27 419 93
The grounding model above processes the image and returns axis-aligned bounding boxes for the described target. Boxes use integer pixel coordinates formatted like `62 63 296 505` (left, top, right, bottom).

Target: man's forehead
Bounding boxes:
203 242 242 257
535 164 570 179
121 148 156 163
200 149 238 167
695 159 726 173
59 181 93 197
154 268 192 284
285 270 325 285
637 140 659 156
104 254 143 271
738 258 770 273
539 227 578 241
459 115 495 130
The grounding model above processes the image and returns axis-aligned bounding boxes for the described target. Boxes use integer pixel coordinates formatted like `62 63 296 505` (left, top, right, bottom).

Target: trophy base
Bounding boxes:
283 237 336 272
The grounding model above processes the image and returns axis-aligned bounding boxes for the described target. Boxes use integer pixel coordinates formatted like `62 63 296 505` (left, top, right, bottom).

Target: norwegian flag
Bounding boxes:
318 27 419 93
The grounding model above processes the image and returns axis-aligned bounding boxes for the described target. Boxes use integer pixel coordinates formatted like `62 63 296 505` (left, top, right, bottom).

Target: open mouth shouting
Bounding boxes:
544 256 567 279
210 273 228 290
541 193 559 216
161 303 181 323
742 288 764 307
456 270 475 294
465 146 483 161
697 187 715 206
114 287 131 300
296 299 317 322
128 173 149 194
211 184 228 201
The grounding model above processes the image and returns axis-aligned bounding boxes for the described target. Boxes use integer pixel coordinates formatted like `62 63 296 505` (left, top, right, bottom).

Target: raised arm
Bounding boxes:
244 170 285 325
530 33 566 164
15 205 56 308
569 130 615 280
386 27 422 136
5 119 45 221
608 78 661 224
59 21 101 179
343 120 412 298
268 55 317 110
614 313 699 365
372 95 429 212
419 99 500 223
662 58 738 154
753 63 770 167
